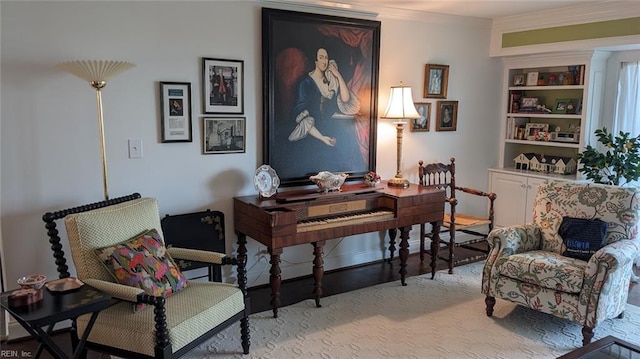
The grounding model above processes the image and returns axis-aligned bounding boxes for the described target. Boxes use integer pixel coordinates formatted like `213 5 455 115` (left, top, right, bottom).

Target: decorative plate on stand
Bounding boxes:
254 165 280 199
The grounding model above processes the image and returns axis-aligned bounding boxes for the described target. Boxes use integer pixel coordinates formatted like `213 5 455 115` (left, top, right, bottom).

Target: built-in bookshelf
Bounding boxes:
494 51 610 180
489 51 610 227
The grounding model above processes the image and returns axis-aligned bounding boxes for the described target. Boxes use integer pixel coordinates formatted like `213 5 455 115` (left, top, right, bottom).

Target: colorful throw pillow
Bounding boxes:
95 229 188 310
558 216 608 261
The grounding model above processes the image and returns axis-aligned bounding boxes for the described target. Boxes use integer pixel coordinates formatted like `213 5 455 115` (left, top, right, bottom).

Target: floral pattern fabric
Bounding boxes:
482 180 640 330
95 228 189 311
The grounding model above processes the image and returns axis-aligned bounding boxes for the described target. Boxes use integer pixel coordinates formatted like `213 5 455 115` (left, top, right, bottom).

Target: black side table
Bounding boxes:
0 284 111 359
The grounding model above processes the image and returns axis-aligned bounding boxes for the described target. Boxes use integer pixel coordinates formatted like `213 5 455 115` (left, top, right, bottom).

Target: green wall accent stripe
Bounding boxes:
502 17 640 48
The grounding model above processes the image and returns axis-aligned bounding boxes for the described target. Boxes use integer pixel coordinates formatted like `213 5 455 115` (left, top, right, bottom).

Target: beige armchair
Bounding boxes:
482 180 640 346
43 194 250 358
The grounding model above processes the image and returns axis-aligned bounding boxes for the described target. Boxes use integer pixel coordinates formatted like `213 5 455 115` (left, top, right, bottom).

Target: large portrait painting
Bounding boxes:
262 8 381 186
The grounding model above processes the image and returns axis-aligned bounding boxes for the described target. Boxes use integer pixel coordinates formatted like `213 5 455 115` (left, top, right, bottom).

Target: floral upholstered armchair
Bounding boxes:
481 180 640 346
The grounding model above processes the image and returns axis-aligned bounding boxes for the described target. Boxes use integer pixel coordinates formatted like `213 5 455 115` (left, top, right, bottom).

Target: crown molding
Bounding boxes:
493 1 640 32
257 0 491 27
490 1 640 57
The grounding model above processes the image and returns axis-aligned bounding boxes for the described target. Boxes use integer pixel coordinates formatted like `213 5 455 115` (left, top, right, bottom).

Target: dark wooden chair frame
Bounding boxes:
42 193 250 358
418 158 496 273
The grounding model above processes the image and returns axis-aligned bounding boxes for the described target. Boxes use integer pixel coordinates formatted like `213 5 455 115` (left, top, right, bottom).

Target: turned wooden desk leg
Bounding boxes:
398 226 411 286
387 228 397 263
430 221 441 279
312 240 326 308
268 248 283 318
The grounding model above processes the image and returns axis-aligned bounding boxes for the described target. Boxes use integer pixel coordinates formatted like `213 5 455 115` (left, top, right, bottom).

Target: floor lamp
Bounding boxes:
382 84 420 188
57 60 135 200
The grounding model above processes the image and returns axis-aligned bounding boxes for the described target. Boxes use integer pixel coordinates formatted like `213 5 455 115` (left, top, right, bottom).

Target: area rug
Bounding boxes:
185 262 640 358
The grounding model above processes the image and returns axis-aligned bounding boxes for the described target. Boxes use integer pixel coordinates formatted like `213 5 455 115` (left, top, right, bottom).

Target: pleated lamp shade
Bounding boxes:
57 60 135 84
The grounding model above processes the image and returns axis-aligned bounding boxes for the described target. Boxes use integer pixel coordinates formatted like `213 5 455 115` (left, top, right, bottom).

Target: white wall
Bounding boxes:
0 0 500 299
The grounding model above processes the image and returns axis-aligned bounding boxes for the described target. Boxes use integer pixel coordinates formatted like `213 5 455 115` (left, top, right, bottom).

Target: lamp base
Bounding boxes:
387 177 410 188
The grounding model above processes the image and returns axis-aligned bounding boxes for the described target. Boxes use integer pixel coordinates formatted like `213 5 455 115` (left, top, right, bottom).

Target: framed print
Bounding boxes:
435 101 458 132
203 117 246 154
262 8 381 186
159 82 192 142
411 103 431 132
202 58 244 114
526 71 539 86
424 64 449 99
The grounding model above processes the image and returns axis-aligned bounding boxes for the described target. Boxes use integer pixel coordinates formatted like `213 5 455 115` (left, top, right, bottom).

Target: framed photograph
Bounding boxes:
524 123 549 140
554 98 568 113
411 103 431 132
521 97 539 108
424 64 449 99
202 58 244 114
203 117 246 154
526 72 539 86
435 101 458 132
513 74 525 86
159 82 192 142
262 8 381 186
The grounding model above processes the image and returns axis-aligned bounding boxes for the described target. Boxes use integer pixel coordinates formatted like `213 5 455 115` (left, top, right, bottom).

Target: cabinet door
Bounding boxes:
490 172 528 227
524 177 546 223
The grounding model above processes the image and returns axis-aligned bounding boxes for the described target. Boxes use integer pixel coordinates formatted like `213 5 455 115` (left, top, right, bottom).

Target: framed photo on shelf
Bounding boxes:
435 101 458 132
202 58 244 114
521 97 539 108
203 117 246 154
262 8 381 186
159 82 192 143
524 123 549 140
424 64 449 98
411 102 431 132
526 72 539 86
554 98 568 113
513 74 525 86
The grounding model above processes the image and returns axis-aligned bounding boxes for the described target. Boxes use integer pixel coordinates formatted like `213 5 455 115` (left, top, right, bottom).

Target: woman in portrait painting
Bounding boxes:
288 47 360 147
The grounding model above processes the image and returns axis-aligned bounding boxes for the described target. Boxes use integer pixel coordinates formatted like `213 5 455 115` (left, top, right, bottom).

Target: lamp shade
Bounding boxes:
57 60 135 83
382 85 420 119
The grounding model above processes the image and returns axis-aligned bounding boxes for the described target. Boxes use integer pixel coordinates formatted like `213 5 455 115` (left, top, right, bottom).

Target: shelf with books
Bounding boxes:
496 51 610 176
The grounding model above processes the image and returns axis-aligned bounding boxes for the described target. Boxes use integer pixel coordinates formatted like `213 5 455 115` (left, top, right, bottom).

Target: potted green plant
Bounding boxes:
576 127 640 186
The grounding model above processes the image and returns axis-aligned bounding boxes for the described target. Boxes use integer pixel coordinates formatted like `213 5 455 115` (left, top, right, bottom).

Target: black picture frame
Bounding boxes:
202 58 244 114
159 82 192 142
262 8 381 186
203 117 246 154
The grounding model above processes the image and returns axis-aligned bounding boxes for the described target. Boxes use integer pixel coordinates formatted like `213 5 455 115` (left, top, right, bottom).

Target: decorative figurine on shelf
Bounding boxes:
309 171 349 193
548 73 558 85
537 74 546 86
364 171 381 187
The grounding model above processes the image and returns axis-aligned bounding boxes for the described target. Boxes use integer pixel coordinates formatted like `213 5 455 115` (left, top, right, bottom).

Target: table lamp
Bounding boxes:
382 84 420 188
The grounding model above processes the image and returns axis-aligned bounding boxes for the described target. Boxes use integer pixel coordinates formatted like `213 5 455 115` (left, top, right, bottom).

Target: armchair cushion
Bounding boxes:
496 250 587 293
559 216 608 260
95 228 188 310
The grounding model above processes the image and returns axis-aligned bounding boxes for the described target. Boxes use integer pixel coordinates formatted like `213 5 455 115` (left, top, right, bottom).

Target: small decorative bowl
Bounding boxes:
17 274 47 290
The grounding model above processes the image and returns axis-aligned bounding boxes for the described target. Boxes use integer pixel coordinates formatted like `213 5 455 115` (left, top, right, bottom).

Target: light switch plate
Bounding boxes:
128 138 143 158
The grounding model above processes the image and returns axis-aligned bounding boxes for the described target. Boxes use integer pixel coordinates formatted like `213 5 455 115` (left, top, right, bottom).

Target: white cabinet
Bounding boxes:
497 51 609 180
489 170 554 227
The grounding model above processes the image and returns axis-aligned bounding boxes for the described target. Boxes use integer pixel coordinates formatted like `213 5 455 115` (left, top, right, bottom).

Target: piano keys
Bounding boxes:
233 182 445 317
